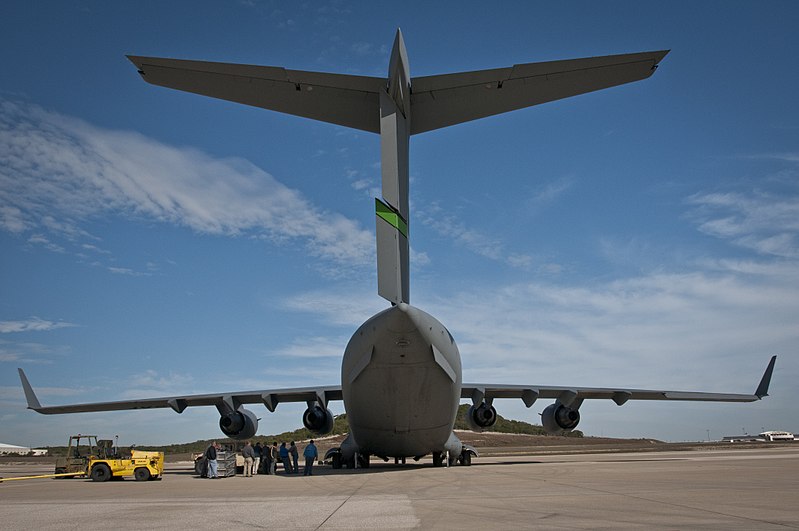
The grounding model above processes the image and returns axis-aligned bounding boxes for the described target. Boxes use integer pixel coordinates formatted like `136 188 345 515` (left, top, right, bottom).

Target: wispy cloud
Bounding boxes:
687 190 799 258
417 200 535 268
282 288 386 328
0 318 76 334
116 369 197 399
528 175 575 206
0 99 374 269
283 259 798 398
274 336 349 358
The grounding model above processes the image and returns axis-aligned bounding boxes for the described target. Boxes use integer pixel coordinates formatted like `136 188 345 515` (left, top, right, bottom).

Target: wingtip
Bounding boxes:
754 355 777 399
17 368 42 410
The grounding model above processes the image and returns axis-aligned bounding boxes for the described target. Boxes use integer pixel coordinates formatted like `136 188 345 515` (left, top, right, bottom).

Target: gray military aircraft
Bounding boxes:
19 30 776 467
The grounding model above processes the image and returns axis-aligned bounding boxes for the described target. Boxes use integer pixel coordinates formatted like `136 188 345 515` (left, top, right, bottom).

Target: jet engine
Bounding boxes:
466 402 497 432
303 404 334 435
541 403 580 435
219 408 258 439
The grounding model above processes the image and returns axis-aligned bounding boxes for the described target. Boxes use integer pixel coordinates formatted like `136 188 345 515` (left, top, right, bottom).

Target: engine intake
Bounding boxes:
466 403 497 432
541 403 580 435
303 404 334 435
219 408 258 439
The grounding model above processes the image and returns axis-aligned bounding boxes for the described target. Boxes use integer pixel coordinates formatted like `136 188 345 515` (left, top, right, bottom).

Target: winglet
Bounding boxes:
754 355 777 399
17 368 43 410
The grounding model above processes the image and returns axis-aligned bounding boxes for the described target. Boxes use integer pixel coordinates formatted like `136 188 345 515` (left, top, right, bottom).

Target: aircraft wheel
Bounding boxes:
90 463 112 482
432 451 444 467
134 467 151 481
461 451 472 466
331 453 342 469
357 454 370 468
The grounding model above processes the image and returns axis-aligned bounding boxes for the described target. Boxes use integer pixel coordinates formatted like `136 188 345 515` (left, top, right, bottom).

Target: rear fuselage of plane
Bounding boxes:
341 303 462 457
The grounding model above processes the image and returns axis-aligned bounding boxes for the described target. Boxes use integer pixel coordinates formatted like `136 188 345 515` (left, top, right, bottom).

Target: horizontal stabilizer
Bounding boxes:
128 49 668 138
127 56 385 133
410 50 669 134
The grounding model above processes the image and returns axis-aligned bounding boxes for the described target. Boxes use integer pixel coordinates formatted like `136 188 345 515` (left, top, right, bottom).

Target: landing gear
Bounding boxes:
458 449 472 466
331 453 342 469
344 452 369 469
432 451 444 467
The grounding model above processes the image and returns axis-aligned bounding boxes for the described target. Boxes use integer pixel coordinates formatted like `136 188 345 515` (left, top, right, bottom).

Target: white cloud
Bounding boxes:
282 288 387 328
528 175 575 206
285 263 798 402
117 370 197 399
0 205 25 233
274 336 349 358
0 99 374 267
0 318 76 334
107 266 149 277
687 190 799 258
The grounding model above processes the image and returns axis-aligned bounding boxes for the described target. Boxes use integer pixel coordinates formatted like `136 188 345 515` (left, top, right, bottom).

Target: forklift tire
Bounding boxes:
134 467 151 481
54 467 66 479
90 463 112 482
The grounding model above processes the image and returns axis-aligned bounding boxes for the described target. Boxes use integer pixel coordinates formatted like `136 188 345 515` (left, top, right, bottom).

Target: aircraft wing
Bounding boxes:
17 368 341 415
462 355 776 407
410 50 669 134
127 56 385 133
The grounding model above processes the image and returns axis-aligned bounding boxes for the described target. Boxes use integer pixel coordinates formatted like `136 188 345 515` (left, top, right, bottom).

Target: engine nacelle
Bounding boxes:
302 404 334 435
466 403 497 432
219 408 258 440
541 403 580 435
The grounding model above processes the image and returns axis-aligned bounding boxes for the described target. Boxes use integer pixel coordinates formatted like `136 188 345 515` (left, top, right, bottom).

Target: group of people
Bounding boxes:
204 439 318 478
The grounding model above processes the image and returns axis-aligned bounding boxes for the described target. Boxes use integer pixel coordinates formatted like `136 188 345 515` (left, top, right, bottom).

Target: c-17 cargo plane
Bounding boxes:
19 30 776 468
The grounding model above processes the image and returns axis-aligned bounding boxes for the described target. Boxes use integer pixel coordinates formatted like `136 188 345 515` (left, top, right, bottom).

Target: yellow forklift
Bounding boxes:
87 439 164 481
1 435 163 483
53 434 164 481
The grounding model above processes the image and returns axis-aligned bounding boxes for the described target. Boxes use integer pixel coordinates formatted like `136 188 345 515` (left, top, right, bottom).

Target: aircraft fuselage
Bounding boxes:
341 303 462 458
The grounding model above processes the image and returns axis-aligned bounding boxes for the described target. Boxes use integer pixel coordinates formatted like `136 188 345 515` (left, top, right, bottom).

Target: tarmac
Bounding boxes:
1 446 797 529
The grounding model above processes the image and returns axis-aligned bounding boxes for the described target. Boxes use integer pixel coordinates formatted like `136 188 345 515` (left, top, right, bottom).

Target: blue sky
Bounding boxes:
1 1 797 446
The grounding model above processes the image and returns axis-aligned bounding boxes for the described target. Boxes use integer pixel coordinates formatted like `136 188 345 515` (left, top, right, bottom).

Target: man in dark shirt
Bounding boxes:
205 441 219 479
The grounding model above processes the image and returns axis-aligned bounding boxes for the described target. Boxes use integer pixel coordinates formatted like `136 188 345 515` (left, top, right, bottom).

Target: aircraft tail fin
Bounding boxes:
375 198 410 304
376 30 412 305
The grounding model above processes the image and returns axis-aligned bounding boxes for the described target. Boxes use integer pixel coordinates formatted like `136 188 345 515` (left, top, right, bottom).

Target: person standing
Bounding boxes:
269 442 278 475
303 440 318 476
206 441 219 479
279 442 292 473
289 441 299 474
254 442 262 475
241 441 255 477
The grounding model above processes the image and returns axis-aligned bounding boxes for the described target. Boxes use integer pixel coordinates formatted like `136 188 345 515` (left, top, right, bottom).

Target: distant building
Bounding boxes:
0 443 48 456
722 434 763 443
760 431 794 442
722 431 795 443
